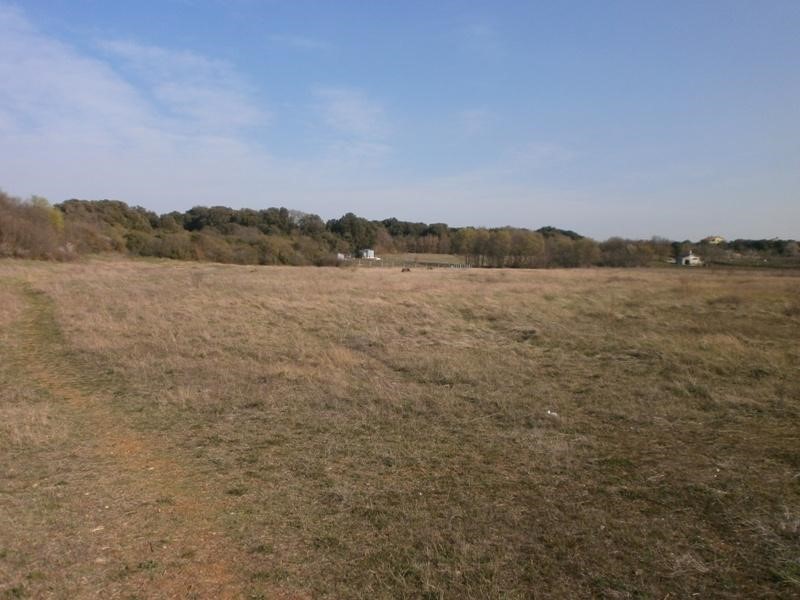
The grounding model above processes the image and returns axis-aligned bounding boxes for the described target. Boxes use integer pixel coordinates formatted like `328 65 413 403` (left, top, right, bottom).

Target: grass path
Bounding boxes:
1 281 272 598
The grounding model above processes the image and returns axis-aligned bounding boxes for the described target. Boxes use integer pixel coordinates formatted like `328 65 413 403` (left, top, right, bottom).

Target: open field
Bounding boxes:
1 258 799 598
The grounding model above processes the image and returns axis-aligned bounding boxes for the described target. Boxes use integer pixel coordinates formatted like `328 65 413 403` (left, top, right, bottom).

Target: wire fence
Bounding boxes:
340 258 472 269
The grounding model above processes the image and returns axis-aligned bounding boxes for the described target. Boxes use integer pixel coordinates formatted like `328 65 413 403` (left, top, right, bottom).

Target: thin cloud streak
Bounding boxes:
268 34 331 51
459 20 505 58
457 108 496 136
313 87 391 140
99 39 268 133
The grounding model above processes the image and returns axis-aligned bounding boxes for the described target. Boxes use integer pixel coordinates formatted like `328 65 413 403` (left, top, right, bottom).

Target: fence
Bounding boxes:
341 258 472 269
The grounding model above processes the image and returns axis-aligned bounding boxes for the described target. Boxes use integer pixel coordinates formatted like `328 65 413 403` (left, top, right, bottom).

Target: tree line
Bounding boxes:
1 191 797 267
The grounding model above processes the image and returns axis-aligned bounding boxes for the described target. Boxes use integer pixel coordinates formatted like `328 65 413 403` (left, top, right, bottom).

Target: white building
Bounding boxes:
359 249 377 259
678 251 703 266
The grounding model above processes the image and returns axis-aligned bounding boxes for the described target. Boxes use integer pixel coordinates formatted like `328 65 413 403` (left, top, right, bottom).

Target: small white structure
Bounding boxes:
678 251 703 266
358 249 377 260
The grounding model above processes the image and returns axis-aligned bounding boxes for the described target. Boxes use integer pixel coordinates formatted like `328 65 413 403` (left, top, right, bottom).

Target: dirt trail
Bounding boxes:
6 283 252 598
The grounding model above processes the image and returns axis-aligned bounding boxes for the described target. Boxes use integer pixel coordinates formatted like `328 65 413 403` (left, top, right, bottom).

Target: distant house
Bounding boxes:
702 235 725 245
358 249 379 260
678 251 703 266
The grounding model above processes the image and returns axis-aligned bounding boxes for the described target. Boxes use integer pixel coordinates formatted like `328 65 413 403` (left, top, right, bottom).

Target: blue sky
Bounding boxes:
0 1 798 239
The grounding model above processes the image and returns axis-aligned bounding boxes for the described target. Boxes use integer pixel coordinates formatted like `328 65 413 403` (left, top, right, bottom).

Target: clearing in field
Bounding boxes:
1 259 799 598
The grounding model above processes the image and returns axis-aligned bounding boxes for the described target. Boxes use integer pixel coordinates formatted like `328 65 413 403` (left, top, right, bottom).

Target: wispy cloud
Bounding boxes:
99 39 268 133
0 5 154 146
320 140 392 171
457 108 496 136
268 34 330 51
314 87 390 139
508 142 575 168
0 4 289 207
0 4 395 213
459 20 504 58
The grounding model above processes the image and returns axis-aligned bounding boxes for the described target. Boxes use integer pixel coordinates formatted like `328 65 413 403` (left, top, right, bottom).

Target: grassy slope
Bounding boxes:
1 258 799 598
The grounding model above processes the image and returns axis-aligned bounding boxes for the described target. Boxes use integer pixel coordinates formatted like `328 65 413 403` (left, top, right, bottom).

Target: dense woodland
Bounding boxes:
1 191 798 268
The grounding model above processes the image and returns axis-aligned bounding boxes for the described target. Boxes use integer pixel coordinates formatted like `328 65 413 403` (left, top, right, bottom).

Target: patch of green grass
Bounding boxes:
249 543 274 555
250 568 288 582
770 561 800 587
136 560 158 571
598 456 635 470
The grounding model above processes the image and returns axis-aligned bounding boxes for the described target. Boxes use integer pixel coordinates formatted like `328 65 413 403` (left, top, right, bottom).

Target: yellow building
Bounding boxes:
702 235 725 245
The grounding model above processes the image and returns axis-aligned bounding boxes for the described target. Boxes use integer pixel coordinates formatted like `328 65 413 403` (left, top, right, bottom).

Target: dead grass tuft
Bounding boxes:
784 301 800 317
707 294 745 306
0 404 66 447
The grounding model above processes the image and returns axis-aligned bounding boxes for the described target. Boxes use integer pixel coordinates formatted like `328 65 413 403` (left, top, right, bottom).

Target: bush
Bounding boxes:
0 192 65 259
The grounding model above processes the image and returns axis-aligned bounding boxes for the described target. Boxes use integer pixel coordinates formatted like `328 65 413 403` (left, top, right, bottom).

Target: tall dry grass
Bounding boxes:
1 258 799 598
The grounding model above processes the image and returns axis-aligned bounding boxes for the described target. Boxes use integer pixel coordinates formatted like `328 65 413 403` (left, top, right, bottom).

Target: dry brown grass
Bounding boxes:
1 258 799 598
